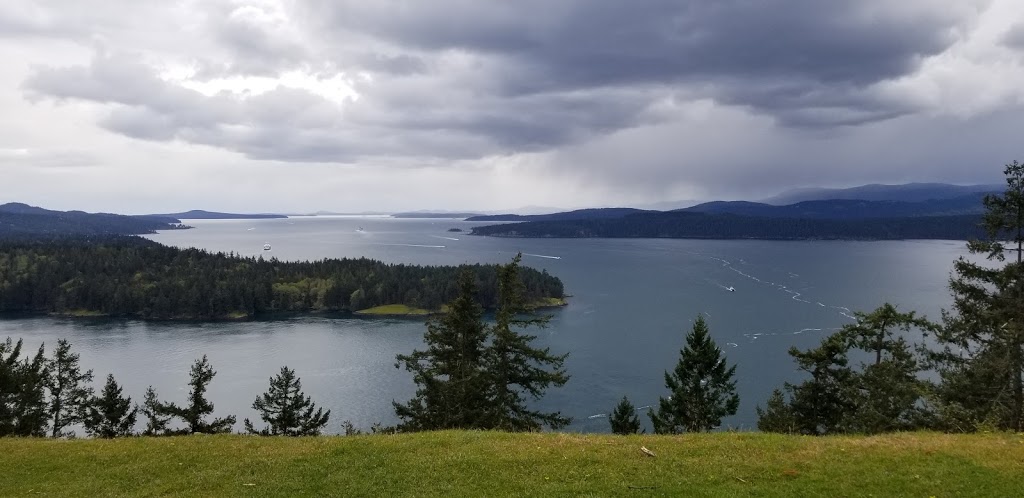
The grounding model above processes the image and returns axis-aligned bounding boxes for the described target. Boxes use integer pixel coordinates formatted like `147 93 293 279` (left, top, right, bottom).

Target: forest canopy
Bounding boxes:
0 237 564 320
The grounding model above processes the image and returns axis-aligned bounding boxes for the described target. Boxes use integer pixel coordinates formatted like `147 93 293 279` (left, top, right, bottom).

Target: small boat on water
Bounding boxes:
263 243 271 251
726 286 735 292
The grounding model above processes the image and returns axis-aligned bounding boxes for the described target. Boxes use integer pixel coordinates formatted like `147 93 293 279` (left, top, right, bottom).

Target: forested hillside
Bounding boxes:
0 237 563 319
0 203 186 237
471 212 986 240
683 193 990 219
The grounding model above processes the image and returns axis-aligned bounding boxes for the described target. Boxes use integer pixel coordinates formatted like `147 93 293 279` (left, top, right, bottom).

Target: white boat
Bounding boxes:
263 243 271 251
726 286 735 292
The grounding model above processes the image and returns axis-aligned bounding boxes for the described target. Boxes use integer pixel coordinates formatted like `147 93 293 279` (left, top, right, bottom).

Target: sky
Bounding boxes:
1 0 1022 214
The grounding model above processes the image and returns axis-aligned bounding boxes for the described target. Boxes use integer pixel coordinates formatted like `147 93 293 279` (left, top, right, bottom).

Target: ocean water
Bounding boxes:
0 216 965 433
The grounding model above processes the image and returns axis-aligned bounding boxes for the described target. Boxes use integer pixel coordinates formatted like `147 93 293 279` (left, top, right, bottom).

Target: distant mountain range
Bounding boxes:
391 211 485 219
760 182 1002 205
145 210 287 220
681 192 990 219
466 208 654 222
0 203 188 238
1 182 1005 241
468 183 1002 241
470 212 986 240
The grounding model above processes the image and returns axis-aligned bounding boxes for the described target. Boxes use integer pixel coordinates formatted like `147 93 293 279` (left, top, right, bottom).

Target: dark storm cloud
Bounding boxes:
22 49 657 162
300 0 974 124
16 0 992 166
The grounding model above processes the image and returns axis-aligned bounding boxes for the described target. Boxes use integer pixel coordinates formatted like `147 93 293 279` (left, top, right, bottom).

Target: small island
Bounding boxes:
447 228 463 232
0 236 565 321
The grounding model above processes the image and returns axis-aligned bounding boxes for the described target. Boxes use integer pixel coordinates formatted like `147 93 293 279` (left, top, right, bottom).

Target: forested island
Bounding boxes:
144 210 287 220
0 203 188 238
471 212 987 240
0 237 564 320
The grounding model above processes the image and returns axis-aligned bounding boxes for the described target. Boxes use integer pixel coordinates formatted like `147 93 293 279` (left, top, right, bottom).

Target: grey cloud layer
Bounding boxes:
17 0 987 165
302 0 977 121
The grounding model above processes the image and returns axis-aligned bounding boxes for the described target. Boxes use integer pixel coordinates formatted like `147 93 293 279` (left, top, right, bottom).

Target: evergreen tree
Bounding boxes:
483 254 570 431
140 386 172 436
765 303 933 435
19 344 49 437
394 270 489 431
0 339 49 437
244 366 330 436
1 338 47 436
0 337 24 435
609 396 642 435
160 356 236 434
46 339 94 438
835 304 933 433
84 374 137 438
756 389 797 433
784 335 854 435
650 316 739 433
934 160 1024 431
840 303 935 367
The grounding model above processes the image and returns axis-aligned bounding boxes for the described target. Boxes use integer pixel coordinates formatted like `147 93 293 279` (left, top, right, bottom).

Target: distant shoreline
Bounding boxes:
0 299 570 323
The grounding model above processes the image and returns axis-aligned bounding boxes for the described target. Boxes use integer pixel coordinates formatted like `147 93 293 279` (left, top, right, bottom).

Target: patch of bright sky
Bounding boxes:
160 65 360 105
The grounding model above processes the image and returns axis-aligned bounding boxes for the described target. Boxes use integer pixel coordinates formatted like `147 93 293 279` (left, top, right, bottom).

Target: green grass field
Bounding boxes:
353 304 432 316
3 431 1023 497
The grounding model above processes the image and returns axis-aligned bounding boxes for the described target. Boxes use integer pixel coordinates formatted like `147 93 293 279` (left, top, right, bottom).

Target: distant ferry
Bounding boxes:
263 243 271 251
726 286 735 292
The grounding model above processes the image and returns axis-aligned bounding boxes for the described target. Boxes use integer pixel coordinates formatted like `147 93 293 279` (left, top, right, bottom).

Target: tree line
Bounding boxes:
1 337 332 438
470 211 987 240
0 237 563 319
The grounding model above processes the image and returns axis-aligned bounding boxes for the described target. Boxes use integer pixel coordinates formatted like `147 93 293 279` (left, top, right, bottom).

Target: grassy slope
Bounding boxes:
354 298 566 317
3 431 1023 497
354 304 432 316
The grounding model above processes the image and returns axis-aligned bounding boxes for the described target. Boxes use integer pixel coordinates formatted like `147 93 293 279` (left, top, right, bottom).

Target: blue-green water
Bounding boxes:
0 216 965 433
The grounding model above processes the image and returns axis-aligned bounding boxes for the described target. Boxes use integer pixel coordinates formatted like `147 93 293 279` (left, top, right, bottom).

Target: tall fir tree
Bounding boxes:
650 316 738 433
783 334 854 435
840 303 935 367
147 356 235 435
483 254 570 431
46 339 94 438
0 337 24 436
245 366 330 436
140 386 172 436
835 304 933 433
84 374 137 438
609 396 643 435
0 339 49 437
934 160 1024 431
394 270 490 431
1 338 48 436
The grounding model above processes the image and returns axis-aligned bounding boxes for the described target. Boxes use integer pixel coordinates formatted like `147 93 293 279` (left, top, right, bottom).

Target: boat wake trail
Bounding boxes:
523 253 562 260
588 413 607 419
697 252 854 322
743 327 842 342
431 235 460 241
